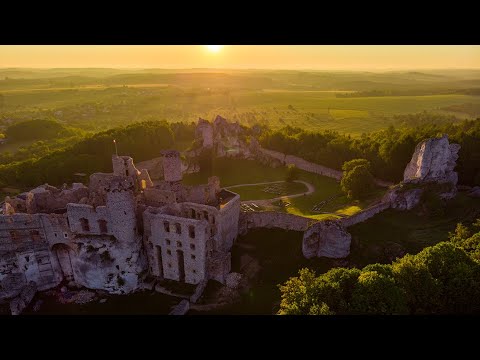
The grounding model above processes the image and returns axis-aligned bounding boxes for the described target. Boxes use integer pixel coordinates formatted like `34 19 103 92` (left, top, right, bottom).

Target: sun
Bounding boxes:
206 45 223 53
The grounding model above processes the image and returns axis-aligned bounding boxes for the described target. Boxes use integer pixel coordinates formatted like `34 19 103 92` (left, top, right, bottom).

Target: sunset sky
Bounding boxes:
0 45 479 70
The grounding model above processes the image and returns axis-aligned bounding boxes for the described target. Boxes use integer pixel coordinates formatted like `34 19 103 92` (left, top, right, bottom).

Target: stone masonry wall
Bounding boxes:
339 202 391 228
239 211 316 234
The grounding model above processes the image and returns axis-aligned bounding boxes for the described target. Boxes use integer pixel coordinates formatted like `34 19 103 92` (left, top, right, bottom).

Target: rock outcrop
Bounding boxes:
302 220 352 259
403 134 460 199
385 188 423 211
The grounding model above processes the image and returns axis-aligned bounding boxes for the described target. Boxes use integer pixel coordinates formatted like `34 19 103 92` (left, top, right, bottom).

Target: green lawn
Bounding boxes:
182 158 289 187
280 171 387 220
348 193 480 267
226 181 307 201
183 158 385 218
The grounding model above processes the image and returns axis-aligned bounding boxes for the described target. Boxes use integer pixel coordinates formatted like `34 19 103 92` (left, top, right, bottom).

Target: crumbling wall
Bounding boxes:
6 183 88 215
0 214 63 298
285 155 343 180
161 150 182 182
196 118 214 148
239 211 315 234
112 155 139 178
67 204 111 235
143 210 208 285
143 188 176 207
218 192 240 252
302 220 352 259
339 202 391 228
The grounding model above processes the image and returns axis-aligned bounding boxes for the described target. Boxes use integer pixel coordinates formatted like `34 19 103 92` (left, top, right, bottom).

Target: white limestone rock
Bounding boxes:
404 134 460 187
302 220 352 259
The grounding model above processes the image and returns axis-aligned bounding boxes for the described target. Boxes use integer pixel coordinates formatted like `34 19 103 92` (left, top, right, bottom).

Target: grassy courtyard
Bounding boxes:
225 181 308 201
183 158 386 219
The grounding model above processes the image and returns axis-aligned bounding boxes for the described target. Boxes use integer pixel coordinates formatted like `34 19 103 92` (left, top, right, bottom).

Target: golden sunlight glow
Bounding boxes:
206 45 222 53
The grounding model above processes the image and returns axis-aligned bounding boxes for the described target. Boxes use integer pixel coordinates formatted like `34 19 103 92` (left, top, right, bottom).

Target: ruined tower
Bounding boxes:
161 150 182 182
112 155 139 178
105 177 137 245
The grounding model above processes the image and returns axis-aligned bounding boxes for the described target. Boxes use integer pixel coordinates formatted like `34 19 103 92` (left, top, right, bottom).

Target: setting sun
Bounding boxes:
206 45 222 53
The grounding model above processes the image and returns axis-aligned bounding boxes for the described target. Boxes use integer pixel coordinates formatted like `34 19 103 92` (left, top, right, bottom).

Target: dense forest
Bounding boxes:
0 120 195 188
278 221 480 315
260 114 480 185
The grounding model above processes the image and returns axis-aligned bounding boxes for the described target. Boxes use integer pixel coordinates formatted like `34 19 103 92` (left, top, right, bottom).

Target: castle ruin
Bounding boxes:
0 150 240 307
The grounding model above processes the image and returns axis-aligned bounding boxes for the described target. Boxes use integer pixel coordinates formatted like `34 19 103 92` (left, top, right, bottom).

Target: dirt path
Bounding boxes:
226 180 315 207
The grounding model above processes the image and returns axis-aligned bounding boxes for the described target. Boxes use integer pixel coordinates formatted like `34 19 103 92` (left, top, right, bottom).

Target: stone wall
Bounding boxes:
143 188 177 207
302 220 352 259
143 209 208 285
218 191 241 252
339 202 391 228
239 211 316 234
161 150 182 182
67 204 111 235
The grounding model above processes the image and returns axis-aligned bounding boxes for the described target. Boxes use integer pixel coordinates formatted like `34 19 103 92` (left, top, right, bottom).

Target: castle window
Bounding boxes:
168 263 172 268
64 233 68 238
80 218 90 232
203 211 208 220
54 233 58 237
175 223 181 234
98 219 108 234
190 244 195 250
190 209 195 218
191 255 196 260
166 239 171 245
163 221 170 232
192 269 197 274
176 241 182 248
167 249 172 255
30 230 40 241
189 225 195 239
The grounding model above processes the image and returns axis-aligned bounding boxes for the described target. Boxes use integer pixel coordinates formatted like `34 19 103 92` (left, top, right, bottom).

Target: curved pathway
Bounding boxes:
225 180 315 207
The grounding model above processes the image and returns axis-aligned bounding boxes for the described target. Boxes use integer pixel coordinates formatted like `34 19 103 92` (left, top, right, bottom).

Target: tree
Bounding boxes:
0 93 4 109
340 159 375 200
285 164 299 183
350 270 408 314
342 158 371 173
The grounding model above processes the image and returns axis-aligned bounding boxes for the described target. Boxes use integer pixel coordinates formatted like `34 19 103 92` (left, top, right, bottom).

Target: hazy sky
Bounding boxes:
0 45 479 69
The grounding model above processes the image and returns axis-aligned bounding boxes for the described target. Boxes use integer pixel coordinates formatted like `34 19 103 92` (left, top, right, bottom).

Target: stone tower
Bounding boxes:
161 150 182 182
105 177 137 245
112 155 138 178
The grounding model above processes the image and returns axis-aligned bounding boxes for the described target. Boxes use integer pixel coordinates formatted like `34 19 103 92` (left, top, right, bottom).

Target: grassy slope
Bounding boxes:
195 193 480 315
348 193 480 267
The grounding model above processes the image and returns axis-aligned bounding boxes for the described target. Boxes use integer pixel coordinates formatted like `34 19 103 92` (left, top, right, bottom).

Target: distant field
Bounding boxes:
2 82 479 135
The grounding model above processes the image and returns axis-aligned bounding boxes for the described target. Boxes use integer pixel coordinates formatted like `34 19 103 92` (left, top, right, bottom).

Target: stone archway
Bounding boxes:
51 243 75 281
